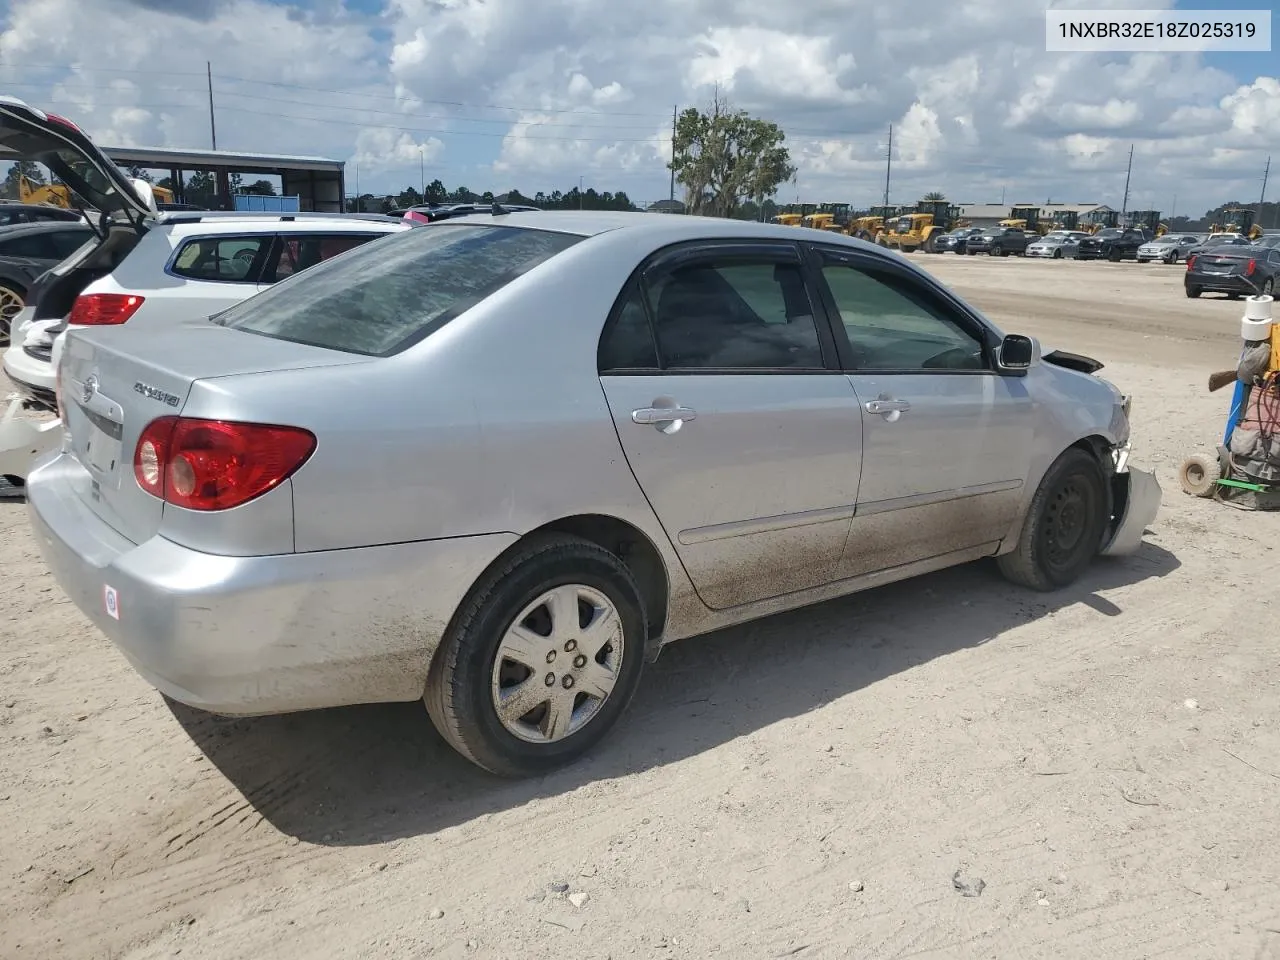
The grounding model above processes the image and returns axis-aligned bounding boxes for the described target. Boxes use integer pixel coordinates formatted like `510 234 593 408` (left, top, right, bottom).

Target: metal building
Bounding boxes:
101 145 346 213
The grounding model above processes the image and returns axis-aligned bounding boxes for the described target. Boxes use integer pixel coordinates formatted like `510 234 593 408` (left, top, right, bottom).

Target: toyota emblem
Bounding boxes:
82 374 98 405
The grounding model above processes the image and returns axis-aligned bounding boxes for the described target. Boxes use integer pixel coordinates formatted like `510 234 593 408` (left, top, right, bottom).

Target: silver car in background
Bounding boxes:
28 211 1161 778
1026 231 1090 259
1136 233 1202 264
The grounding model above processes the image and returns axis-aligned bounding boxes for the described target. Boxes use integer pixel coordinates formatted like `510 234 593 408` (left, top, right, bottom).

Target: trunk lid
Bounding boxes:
0 97 155 222
1197 256 1246 274
60 321 371 544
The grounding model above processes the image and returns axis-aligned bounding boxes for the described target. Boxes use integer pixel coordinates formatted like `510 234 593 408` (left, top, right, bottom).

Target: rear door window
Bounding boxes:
47 228 94 259
170 235 273 283
261 233 386 283
215 224 581 356
0 232 56 258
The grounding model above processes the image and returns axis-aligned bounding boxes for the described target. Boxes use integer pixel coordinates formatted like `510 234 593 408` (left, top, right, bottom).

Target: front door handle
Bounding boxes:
632 406 697 425
864 399 911 415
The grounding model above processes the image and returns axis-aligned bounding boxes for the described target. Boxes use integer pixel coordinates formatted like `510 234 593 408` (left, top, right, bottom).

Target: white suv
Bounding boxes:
2 211 408 484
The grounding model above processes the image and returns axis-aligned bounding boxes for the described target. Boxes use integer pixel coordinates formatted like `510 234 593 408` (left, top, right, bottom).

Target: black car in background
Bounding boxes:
1076 227 1151 261
0 202 84 227
965 226 1030 256
0 220 95 344
1185 245 1279 299
934 226 984 254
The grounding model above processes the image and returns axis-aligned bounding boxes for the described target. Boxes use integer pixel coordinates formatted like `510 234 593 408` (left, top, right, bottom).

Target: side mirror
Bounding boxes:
998 334 1037 374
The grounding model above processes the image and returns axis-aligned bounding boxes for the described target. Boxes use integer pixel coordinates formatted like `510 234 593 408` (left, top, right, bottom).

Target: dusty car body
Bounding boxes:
27 202 1160 776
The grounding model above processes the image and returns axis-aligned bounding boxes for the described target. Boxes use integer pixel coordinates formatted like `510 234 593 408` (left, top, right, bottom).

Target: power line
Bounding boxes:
0 61 675 119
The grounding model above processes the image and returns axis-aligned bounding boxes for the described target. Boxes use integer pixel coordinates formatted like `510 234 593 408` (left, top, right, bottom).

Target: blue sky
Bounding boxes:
0 0 1276 214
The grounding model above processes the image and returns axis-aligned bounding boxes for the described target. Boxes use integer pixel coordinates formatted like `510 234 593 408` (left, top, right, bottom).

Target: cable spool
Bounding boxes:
1241 294 1274 342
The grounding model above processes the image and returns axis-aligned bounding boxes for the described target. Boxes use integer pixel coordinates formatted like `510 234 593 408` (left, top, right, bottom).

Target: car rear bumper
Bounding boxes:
2 342 55 393
1185 274 1253 293
26 451 516 716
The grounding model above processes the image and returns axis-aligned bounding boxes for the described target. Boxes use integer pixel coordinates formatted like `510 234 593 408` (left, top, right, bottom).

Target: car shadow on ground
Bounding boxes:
169 543 1178 846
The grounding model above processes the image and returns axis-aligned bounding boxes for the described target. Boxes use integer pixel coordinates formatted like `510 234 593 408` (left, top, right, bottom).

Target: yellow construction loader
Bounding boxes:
1210 207 1263 240
19 174 174 209
882 199 968 253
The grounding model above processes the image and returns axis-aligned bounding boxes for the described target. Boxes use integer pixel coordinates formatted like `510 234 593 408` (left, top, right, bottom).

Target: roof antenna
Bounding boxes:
491 201 509 216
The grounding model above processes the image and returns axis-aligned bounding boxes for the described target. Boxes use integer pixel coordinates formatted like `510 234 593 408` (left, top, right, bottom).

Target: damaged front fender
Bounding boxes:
1100 457 1162 557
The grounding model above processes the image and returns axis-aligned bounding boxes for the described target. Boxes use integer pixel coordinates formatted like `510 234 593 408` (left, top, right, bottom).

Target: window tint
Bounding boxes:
821 262 986 371
216 224 580 357
170 235 272 282
644 259 823 369
264 233 383 283
0 233 55 258
599 284 659 370
47 228 93 259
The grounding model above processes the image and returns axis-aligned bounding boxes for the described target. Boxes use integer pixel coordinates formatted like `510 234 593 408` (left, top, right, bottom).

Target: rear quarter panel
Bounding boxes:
179 230 686 583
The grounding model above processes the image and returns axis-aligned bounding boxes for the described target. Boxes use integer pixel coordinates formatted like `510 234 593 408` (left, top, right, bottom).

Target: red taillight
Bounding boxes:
68 293 145 326
45 112 82 132
134 417 316 511
1186 255 1196 271
1246 259 1257 276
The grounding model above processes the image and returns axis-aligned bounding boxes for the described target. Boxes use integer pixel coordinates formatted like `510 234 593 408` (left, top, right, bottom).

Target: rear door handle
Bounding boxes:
864 399 911 415
632 406 697 424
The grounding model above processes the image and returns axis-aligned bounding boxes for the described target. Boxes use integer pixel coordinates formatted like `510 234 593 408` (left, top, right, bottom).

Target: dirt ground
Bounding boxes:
2 256 1279 960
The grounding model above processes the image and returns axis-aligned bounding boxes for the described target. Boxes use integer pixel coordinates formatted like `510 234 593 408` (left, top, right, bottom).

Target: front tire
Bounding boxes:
424 534 647 777
998 447 1109 592
1053 248 1062 259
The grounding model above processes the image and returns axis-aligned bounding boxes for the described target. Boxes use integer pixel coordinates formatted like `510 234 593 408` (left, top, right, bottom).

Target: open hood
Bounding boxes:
0 96 155 222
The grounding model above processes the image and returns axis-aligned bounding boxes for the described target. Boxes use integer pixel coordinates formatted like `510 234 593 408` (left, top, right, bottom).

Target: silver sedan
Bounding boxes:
1137 234 1203 263
1026 231 1090 258
29 211 1160 777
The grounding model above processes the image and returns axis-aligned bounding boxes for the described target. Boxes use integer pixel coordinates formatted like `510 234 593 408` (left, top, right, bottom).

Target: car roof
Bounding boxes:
439 209 887 250
154 212 407 235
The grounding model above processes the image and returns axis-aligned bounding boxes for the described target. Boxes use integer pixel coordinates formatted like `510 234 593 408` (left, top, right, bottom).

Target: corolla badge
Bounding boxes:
133 381 181 407
81 374 97 405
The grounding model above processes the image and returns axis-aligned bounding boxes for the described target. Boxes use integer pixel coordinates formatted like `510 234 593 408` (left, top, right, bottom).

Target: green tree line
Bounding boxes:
346 180 639 213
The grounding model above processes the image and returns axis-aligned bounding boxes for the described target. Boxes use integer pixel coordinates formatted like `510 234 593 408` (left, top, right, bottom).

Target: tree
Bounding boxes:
127 166 154 183
424 178 448 203
241 179 277 196
669 89 795 219
923 191 947 202
396 187 422 208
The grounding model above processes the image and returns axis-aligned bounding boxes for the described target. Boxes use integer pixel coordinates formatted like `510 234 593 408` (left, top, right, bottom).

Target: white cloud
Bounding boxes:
0 0 1272 216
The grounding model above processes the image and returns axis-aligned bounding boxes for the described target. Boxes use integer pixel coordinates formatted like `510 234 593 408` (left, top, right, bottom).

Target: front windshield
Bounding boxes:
894 216 913 233
1095 229 1122 238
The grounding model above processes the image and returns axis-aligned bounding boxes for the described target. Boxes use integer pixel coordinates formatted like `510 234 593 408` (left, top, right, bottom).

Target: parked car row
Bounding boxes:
925 224 1279 275
0 96 1161 778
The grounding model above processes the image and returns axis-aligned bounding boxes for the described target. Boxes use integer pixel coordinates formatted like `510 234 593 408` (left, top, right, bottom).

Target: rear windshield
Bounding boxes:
214 223 581 356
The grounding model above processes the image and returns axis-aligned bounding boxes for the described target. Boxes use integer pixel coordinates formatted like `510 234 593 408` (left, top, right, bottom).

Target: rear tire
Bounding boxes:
0 281 27 347
1185 287 1201 299
998 448 1109 592
424 534 647 777
1262 278 1275 297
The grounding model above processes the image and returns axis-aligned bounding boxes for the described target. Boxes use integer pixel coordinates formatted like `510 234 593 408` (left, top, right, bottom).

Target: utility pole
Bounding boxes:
1259 156 1271 228
354 162 359 212
882 124 893 208
419 148 424 196
669 105 677 202
1120 143 1134 216
1171 194 1177 220
206 62 217 151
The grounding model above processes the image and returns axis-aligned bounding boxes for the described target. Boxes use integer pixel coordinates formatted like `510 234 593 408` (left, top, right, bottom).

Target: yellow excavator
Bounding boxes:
1210 206 1263 240
19 174 174 210
882 199 970 253
997 206 1054 237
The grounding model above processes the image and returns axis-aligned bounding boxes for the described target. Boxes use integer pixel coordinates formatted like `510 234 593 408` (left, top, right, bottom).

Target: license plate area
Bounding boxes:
82 412 124 489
